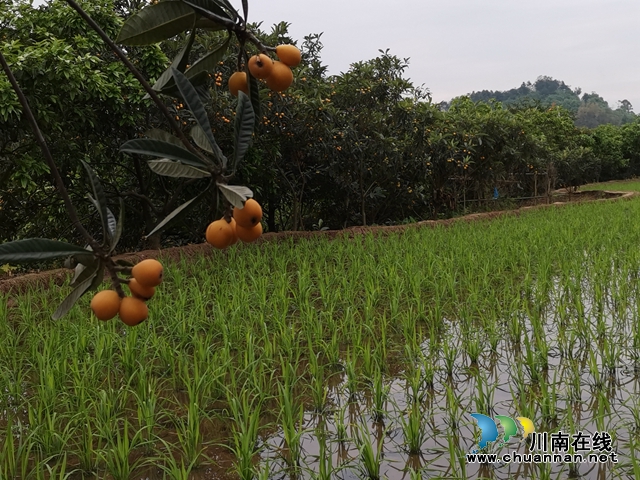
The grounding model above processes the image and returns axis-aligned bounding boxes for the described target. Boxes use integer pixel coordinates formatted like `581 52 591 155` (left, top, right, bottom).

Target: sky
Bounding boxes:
27 0 640 110
248 0 640 111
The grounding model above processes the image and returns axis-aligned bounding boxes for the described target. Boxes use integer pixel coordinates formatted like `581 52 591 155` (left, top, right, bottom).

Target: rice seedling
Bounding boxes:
399 401 427 455
173 399 207 469
100 420 148 480
5 195 640 478
369 363 389 424
310 430 337 480
353 420 384 480
225 391 264 480
277 363 307 472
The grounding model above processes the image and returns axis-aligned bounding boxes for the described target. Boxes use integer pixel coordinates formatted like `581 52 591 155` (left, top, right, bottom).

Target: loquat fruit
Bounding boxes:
265 61 293 92
228 217 239 246
248 54 273 80
236 222 263 243
119 296 149 326
127 278 155 301
275 44 301 67
228 71 249 97
90 290 121 321
206 218 235 249
132 259 164 288
233 198 263 229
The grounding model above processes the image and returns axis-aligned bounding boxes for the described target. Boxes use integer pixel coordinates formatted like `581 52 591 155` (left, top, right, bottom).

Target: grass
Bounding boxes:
2 195 640 478
580 178 640 192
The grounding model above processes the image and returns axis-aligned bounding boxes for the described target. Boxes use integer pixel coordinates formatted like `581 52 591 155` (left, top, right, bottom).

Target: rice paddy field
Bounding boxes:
580 179 640 192
4 197 640 480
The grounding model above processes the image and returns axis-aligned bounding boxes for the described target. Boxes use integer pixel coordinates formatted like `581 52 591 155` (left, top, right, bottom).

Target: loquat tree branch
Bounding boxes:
63 0 210 166
0 50 102 254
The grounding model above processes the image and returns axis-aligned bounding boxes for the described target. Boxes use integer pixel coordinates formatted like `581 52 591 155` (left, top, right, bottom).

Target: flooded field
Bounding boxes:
3 199 640 479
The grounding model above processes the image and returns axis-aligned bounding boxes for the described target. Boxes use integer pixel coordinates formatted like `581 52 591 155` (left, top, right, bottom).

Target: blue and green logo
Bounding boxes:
469 413 535 451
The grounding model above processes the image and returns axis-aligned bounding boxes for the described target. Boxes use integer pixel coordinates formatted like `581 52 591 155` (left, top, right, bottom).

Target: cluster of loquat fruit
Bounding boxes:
206 198 263 249
228 44 301 97
89 259 163 326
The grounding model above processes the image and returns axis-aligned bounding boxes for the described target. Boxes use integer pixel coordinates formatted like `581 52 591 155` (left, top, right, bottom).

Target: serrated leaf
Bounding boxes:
147 158 211 178
110 198 125 254
234 91 255 168
145 24 197 97
183 34 230 80
120 138 208 168
145 184 211 238
81 161 110 248
51 274 95 320
116 1 196 45
217 183 253 208
0 239 94 263
171 67 224 165
190 125 213 154
143 128 184 147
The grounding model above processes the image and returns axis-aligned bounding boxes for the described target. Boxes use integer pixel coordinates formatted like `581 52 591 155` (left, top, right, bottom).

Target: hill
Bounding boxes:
458 76 636 128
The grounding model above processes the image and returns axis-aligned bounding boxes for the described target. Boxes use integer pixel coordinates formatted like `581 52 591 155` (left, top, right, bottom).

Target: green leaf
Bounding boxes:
194 18 227 30
0 239 94 264
190 125 213 154
215 0 239 20
110 198 125 254
145 23 197 97
241 0 248 21
183 34 230 80
88 262 105 291
87 194 116 241
248 67 261 122
120 138 208 168
81 161 110 248
181 0 233 24
233 91 255 168
145 184 211 239
217 183 253 208
52 274 96 320
143 128 184 147
116 1 196 45
171 67 225 165
147 158 211 178
69 258 100 288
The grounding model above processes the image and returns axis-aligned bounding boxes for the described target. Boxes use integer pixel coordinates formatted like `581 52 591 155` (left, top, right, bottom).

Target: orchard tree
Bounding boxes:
0 0 302 321
0 0 168 246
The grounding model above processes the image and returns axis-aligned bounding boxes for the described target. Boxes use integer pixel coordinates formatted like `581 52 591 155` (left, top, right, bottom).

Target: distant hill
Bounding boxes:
454 76 636 128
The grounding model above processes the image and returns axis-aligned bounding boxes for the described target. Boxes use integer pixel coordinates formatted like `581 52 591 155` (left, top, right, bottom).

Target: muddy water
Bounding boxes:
253 290 639 480
131 275 639 480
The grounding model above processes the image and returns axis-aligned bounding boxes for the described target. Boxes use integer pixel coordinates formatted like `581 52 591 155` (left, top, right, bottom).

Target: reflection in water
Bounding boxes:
254 276 637 479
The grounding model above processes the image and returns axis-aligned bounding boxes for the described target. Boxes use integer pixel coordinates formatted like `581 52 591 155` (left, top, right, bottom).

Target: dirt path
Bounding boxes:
2 190 637 296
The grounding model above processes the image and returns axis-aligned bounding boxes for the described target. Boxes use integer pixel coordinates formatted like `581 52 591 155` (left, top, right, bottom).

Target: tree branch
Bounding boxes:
63 0 205 160
0 50 102 253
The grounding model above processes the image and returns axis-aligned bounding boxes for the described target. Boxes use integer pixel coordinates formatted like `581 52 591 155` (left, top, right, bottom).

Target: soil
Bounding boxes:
1 189 637 297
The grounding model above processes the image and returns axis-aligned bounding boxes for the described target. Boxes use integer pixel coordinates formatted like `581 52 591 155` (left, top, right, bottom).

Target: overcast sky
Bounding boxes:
26 0 639 111
249 0 640 111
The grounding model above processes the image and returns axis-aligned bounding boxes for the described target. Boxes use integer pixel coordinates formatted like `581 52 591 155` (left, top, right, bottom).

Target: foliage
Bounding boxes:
0 0 168 247
2 3 640 251
468 75 637 128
